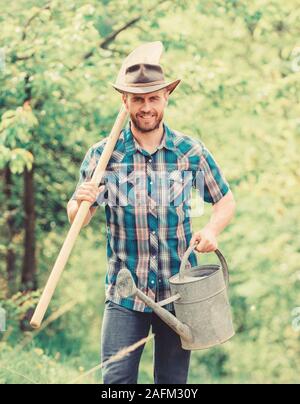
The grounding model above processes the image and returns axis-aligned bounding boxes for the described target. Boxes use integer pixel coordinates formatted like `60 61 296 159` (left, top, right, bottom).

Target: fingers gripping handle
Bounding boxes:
179 244 229 287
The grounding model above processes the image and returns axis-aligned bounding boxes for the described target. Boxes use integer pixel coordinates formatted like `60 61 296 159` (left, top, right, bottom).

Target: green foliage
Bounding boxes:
1 0 300 384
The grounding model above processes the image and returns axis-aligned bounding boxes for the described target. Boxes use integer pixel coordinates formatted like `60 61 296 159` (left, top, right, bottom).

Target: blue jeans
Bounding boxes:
101 300 191 384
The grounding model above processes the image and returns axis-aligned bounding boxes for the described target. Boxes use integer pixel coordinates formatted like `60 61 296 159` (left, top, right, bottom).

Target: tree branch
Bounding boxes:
22 1 52 41
14 0 169 72
13 53 35 62
83 0 169 60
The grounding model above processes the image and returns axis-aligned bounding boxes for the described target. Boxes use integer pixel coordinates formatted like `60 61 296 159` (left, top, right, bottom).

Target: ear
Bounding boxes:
122 93 129 111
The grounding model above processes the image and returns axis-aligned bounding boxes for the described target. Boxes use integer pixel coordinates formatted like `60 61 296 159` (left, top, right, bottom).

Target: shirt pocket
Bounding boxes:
167 170 193 206
106 168 138 207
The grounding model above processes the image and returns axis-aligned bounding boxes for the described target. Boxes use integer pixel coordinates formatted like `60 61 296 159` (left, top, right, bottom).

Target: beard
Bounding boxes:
130 110 164 133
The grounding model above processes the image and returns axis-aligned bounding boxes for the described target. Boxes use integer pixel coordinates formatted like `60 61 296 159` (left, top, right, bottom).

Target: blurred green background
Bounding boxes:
0 0 300 384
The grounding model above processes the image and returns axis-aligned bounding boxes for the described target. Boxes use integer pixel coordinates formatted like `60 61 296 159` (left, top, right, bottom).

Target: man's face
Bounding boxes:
122 89 169 133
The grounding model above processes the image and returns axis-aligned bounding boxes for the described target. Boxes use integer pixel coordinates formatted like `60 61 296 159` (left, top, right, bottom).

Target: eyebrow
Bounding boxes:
132 95 160 101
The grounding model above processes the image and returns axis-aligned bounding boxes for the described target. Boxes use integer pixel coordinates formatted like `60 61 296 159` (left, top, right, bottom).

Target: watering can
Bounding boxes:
116 244 235 350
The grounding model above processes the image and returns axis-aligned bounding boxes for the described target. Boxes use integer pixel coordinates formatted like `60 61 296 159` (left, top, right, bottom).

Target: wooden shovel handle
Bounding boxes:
30 105 128 329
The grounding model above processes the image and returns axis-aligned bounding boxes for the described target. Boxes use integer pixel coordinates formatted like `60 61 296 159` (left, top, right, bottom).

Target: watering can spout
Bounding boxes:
116 269 194 344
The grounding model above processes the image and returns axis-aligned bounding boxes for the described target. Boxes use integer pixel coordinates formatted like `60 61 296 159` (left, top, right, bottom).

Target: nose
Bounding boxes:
140 100 152 114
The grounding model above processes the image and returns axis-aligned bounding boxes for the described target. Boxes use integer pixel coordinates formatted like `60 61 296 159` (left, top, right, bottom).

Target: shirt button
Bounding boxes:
152 256 156 260
149 159 152 163
151 280 155 285
152 231 156 235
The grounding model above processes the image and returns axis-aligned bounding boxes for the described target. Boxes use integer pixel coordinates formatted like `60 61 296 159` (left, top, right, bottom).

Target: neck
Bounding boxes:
130 121 165 151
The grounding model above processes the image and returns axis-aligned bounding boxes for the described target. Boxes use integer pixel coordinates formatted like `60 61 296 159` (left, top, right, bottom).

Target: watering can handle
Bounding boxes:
179 244 230 287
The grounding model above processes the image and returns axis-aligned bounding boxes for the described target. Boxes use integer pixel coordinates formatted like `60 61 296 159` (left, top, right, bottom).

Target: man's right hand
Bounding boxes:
67 181 105 226
74 181 105 205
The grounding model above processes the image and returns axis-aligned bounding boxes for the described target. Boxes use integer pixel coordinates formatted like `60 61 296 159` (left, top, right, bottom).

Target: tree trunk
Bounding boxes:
4 166 17 296
21 165 37 291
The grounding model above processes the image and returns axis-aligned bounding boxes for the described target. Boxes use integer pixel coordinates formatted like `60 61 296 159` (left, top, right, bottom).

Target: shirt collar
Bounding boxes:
124 121 176 156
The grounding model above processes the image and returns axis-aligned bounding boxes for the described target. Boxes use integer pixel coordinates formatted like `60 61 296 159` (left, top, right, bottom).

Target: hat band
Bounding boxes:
124 80 166 87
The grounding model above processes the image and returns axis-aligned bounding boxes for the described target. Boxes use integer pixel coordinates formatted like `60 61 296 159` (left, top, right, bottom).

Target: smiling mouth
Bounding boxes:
139 115 155 120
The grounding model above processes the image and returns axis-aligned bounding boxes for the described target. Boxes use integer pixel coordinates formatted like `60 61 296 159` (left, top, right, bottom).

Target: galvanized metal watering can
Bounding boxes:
116 244 235 350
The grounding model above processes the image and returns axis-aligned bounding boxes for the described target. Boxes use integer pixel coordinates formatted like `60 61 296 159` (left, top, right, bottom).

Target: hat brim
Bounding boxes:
111 79 181 95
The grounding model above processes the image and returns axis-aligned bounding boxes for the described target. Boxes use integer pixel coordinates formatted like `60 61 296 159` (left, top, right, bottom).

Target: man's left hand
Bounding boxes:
189 227 218 253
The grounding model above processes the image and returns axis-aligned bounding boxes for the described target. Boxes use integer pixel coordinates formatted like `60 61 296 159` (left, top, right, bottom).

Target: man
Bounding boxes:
67 49 236 384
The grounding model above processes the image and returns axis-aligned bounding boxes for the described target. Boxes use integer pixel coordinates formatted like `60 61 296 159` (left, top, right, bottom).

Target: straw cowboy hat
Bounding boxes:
112 41 181 95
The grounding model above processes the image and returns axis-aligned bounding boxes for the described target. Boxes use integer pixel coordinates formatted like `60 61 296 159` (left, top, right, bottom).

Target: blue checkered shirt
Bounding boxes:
70 122 230 312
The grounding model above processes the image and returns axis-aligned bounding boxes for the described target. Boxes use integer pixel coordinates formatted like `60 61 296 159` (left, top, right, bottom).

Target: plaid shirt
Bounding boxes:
70 122 230 312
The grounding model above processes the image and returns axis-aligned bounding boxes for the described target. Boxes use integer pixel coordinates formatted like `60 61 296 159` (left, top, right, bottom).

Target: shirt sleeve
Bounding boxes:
69 146 106 207
193 143 230 204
